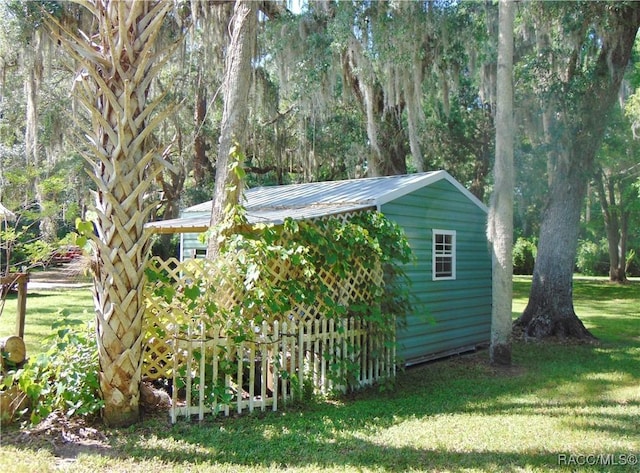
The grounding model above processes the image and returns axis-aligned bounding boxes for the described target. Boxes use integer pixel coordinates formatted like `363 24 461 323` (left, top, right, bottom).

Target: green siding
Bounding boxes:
180 212 208 259
381 179 491 365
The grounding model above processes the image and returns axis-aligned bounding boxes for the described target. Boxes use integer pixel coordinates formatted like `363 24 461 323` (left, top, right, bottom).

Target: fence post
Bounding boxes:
260 321 268 412
198 323 206 422
248 327 256 413
16 274 28 338
272 320 279 412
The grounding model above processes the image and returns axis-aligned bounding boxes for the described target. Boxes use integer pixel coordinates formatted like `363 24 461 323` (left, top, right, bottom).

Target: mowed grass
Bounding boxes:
0 277 639 472
0 287 94 355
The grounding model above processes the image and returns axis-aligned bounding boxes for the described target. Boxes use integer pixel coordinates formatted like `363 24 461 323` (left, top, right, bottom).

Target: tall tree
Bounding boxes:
515 2 640 339
488 0 514 366
3 1 75 241
594 106 640 282
207 0 256 259
46 0 181 426
262 1 495 191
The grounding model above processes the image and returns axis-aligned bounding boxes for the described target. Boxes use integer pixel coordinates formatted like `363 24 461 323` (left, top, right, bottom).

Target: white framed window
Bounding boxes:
432 229 456 280
190 248 207 259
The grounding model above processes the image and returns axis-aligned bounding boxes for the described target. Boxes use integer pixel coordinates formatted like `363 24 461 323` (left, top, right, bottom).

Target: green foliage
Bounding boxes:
576 239 639 277
146 207 413 395
0 212 57 275
6 1 62 36
512 237 537 275
0 227 19 256
576 239 609 276
2 309 103 425
21 239 55 267
0 212 87 286
289 371 316 404
73 217 95 251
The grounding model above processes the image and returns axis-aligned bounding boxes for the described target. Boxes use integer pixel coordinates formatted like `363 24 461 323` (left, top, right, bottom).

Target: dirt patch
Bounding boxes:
0 385 171 465
448 349 528 378
1 411 113 463
27 262 92 289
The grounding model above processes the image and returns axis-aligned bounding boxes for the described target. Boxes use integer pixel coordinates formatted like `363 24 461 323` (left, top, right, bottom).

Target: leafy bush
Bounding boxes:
513 237 537 275
576 239 609 276
1 310 103 425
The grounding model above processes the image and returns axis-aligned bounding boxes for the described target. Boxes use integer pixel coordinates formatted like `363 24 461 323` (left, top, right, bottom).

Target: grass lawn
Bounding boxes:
0 287 94 355
0 277 638 472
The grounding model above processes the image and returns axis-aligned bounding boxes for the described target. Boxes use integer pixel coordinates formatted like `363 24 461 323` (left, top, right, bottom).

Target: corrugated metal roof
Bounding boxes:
147 203 376 234
146 170 487 234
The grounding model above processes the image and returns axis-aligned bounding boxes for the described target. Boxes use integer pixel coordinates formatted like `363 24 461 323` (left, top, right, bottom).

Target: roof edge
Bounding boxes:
375 170 488 213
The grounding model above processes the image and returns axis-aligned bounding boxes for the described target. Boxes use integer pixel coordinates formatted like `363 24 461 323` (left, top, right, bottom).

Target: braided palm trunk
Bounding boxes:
47 1 177 426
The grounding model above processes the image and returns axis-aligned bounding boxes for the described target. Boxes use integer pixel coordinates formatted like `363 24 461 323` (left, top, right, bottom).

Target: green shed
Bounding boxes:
148 171 491 366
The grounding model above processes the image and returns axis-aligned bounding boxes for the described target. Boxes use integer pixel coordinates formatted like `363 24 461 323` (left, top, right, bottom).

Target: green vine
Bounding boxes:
145 208 413 396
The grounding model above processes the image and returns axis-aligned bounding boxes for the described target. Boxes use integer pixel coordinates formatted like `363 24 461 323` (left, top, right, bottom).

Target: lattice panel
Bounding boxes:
142 211 385 380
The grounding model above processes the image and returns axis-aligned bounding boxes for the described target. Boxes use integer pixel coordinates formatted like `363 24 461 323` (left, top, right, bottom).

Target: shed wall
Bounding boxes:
381 179 491 365
180 212 209 259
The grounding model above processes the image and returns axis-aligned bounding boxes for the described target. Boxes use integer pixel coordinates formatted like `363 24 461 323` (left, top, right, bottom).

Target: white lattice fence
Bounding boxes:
169 316 394 422
142 212 394 420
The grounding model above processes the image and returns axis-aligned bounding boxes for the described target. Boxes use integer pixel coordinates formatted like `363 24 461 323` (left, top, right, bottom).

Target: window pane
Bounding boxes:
435 257 452 277
433 230 456 280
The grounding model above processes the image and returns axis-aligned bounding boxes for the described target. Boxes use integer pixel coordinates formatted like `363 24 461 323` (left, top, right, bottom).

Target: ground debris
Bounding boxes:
2 411 111 459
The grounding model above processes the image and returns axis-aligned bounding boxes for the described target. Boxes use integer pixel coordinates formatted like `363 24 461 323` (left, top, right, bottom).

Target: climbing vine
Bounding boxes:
145 207 413 394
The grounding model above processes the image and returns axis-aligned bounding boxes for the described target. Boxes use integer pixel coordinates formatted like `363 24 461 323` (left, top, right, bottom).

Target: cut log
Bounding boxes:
0 335 26 365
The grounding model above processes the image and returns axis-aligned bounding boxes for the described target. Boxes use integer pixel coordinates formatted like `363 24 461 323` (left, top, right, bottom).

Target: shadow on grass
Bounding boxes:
5 291 93 303
95 337 639 471
117 434 570 472
3 337 638 471
3 278 638 471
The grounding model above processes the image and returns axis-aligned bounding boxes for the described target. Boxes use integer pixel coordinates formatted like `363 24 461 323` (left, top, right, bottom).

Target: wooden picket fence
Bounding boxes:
142 239 395 422
168 316 394 422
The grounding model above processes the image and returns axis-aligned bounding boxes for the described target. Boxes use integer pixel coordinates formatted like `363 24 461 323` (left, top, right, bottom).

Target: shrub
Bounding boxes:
576 239 609 276
1 310 103 425
513 237 537 275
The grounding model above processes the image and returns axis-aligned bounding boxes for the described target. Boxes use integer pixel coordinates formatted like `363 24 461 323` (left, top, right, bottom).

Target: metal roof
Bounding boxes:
146 170 487 234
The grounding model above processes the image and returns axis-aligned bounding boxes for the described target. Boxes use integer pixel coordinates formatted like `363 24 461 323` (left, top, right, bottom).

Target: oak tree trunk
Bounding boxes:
595 170 629 283
193 71 209 187
515 3 640 340
377 106 409 176
342 36 408 178
207 0 256 259
488 0 514 365
516 165 593 339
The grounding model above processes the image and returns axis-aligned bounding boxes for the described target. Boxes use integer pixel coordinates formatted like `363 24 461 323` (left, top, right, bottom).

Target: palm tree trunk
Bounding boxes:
46 0 180 426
